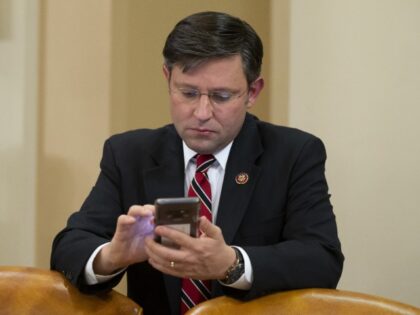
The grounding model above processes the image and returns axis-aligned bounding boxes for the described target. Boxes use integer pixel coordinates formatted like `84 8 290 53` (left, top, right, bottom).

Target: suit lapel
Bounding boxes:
216 114 263 244
142 126 185 202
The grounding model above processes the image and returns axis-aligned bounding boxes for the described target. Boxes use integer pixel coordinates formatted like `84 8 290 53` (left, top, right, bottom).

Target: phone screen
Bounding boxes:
154 197 200 248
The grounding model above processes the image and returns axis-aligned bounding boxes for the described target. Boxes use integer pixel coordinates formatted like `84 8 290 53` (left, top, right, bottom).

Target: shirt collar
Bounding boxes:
183 141 233 170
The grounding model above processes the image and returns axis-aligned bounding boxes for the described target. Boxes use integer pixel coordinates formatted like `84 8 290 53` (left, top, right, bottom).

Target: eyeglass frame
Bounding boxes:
168 86 249 106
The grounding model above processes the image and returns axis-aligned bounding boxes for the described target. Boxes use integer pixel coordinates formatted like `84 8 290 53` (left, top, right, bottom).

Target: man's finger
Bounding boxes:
154 225 195 248
127 204 155 217
198 216 223 240
116 214 136 230
145 237 184 267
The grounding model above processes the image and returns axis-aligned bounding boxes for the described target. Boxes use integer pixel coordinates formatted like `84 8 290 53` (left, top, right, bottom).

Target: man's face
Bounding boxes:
164 55 263 154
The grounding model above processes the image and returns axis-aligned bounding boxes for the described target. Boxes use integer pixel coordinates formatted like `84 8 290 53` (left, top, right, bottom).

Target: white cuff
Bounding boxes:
218 246 253 290
84 243 125 285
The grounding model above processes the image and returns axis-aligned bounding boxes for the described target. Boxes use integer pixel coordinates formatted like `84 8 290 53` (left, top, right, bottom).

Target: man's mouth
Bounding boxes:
188 128 215 135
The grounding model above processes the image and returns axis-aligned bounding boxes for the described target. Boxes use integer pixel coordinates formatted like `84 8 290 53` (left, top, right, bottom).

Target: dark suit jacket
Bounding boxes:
51 114 344 315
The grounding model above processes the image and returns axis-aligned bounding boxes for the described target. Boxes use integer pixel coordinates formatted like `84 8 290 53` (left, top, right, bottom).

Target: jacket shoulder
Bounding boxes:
100 124 181 164
109 124 175 144
105 124 178 151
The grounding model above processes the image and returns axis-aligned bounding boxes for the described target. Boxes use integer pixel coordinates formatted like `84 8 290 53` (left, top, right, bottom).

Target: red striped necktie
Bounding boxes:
181 154 215 314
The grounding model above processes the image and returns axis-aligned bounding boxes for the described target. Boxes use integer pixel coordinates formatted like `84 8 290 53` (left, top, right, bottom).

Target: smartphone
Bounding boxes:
154 197 200 248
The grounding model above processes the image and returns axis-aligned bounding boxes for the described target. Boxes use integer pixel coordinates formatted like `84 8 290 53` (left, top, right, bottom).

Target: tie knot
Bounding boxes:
196 154 215 173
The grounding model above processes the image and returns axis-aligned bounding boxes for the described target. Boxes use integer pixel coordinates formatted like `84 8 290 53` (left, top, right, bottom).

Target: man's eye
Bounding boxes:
181 90 199 99
211 92 232 103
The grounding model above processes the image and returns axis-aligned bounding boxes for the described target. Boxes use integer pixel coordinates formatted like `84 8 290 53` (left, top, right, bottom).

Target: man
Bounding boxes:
51 11 344 315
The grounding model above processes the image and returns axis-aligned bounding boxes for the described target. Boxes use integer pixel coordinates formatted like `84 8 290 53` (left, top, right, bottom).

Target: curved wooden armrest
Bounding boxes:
0 266 142 315
186 288 420 315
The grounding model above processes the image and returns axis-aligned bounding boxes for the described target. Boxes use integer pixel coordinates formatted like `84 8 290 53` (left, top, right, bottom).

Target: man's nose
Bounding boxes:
193 94 213 120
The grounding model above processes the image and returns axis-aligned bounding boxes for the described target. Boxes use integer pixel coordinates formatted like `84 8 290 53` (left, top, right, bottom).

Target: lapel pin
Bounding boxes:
235 172 249 185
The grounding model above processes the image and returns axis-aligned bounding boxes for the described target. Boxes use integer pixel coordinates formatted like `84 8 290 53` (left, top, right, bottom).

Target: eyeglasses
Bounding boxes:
169 87 247 106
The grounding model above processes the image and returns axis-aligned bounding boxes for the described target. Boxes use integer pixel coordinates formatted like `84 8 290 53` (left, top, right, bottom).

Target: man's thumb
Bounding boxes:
199 216 221 240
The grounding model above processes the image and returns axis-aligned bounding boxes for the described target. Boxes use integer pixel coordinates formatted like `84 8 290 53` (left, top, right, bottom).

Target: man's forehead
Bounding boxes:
170 55 246 84
173 55 243 73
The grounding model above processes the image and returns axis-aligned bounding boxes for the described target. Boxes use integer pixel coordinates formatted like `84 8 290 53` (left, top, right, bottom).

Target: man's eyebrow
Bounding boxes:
172 82 198 89
172 80 241 93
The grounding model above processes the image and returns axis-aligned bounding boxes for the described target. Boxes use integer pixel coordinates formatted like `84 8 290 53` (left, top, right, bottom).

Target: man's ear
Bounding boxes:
162 64 170 81
246 77 264 109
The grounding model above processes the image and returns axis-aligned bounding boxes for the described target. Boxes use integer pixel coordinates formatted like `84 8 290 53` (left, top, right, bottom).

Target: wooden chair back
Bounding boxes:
186 288 420 315
0 266 142 315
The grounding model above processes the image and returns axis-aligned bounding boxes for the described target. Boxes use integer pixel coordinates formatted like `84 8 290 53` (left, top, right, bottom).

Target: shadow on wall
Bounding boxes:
36 153 92 268
0 0 12 39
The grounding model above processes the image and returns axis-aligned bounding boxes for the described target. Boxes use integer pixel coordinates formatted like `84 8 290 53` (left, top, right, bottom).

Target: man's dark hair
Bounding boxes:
163 11 263 86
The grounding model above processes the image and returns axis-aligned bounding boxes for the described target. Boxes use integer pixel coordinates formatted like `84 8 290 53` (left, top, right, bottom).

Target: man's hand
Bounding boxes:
93 205 155 275
145 216 236 280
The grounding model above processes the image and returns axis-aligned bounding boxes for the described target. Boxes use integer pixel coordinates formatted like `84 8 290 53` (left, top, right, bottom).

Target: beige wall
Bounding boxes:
0 0 38 266
36 0 113 268
269 0 289 125
281 0 420 306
